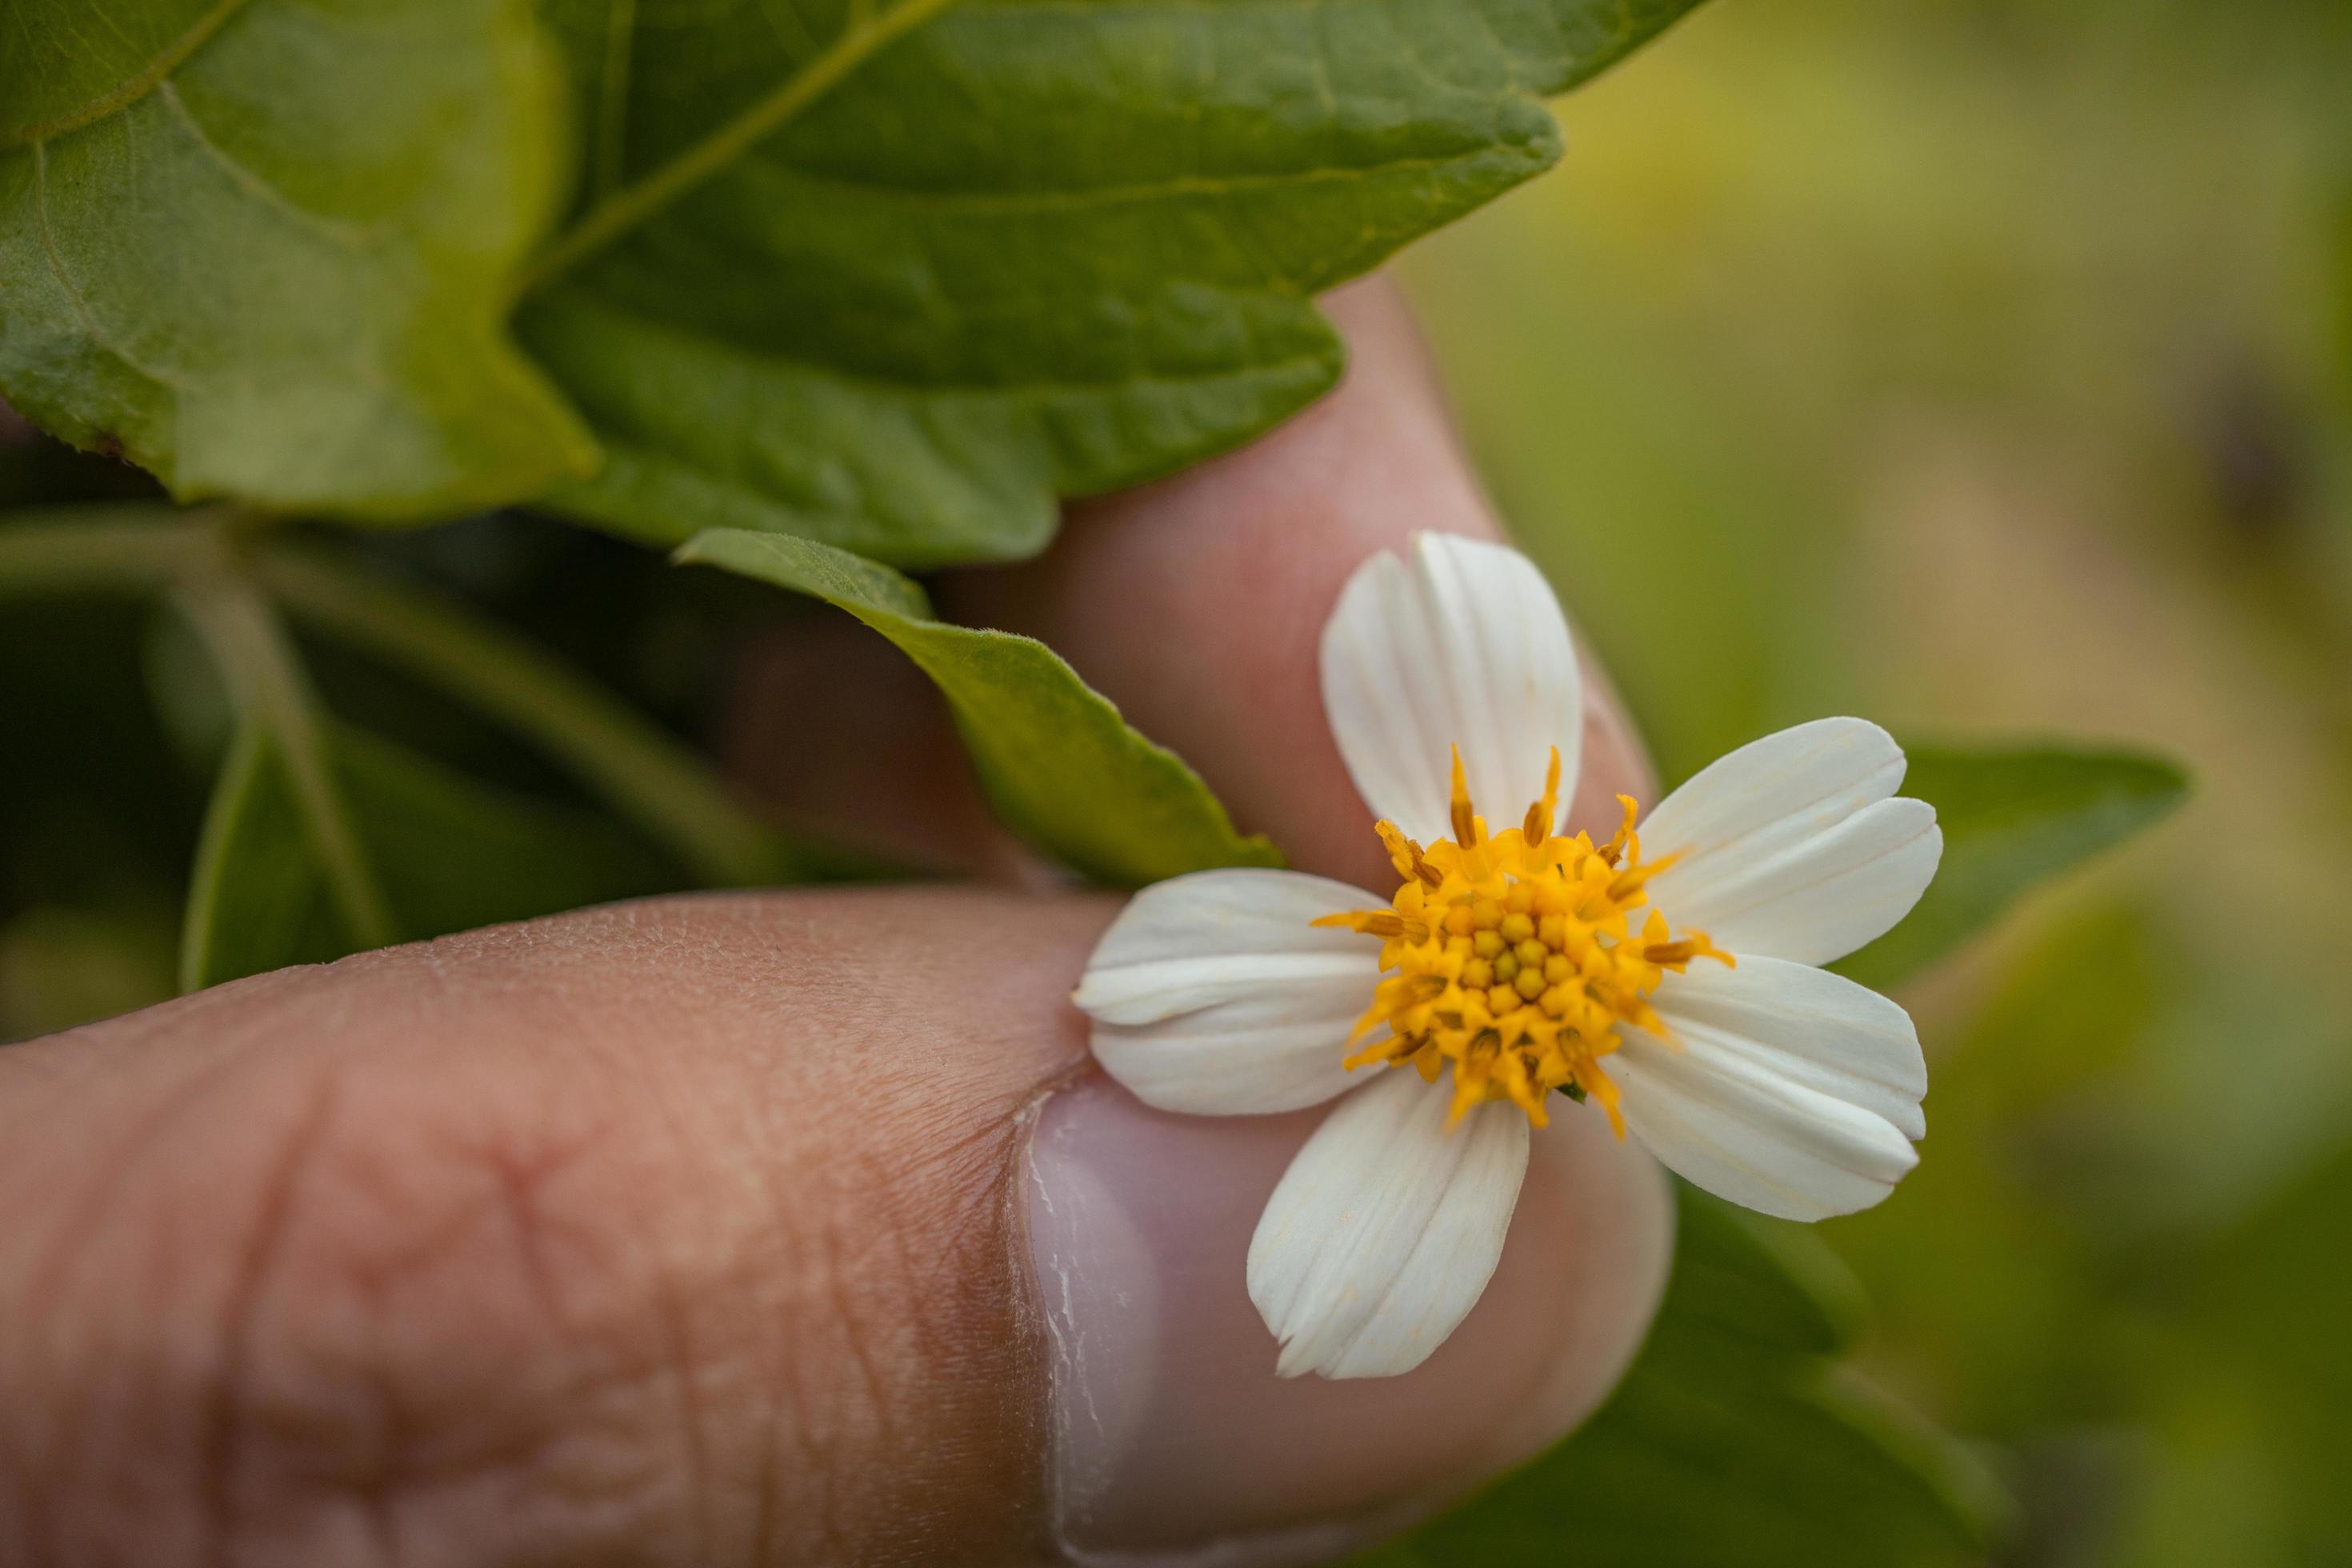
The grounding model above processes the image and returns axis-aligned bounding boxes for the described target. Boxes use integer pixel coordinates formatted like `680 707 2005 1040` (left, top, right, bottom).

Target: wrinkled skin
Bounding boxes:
0 282 1671 1567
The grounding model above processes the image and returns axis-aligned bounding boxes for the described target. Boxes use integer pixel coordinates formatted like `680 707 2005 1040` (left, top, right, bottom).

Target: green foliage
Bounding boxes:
0 0 595 518
677 527 1279 885
0 507 827 990
520 0 1706 565
250 544 838 886
181 718 673 987
1353 1186 2004 1568
2 0 1704 565
1836 743 2190 990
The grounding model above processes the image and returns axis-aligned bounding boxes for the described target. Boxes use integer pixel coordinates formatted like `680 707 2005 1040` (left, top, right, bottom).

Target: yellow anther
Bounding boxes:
1606 864 1654 904
1645 933 1734 971
1374 821 1423 881
1315 752 1720 1136
1449 747 1482 847
1521 746 1563 842
1594 794 1640 868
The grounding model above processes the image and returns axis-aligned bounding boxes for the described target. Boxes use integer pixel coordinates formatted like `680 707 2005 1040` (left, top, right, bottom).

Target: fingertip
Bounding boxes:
1025 1076 1674 1565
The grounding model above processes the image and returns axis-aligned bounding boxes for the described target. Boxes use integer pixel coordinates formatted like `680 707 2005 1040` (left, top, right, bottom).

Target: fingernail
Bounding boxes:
1023 1074 1674 1566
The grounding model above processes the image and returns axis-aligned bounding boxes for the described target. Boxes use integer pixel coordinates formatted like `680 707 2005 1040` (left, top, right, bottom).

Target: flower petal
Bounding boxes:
1246 1069 1530 1378
1320 532 1582 844
1075 869 1386 1114
1610 962 1924 1222
1640 718 1941 965
1652 956 1926 1140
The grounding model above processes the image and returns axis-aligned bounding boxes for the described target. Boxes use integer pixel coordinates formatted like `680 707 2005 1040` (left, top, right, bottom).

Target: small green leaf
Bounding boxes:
1836 742 2190 991
181 719 678 989
517 0 1706 566
0 0 597 518
676 527 1279 886
1353 1186 2006 1568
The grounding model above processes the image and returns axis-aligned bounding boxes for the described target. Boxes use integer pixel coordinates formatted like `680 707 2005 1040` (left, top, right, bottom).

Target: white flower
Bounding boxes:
1073 533 1941 1380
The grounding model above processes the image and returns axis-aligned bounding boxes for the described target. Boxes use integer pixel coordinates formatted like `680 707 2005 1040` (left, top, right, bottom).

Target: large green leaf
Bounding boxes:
1835 742 2190 991
515 0 1706 566
676 526 1278 885
1351 1186 2005 1568
0 0 596 518
4 0 1702 554
182 718 677 988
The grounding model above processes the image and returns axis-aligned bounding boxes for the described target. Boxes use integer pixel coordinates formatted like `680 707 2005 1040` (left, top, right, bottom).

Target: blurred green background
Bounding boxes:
5 0 2346 1560
1400 0 2352 1562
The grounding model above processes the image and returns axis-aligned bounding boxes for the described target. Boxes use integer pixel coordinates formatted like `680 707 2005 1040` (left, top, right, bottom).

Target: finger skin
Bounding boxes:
945 277 1658 890
719 616 1047 884
0 891 1104 1568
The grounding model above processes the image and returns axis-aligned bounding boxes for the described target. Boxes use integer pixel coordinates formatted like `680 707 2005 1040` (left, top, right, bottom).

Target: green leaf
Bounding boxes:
676 526 1278 885
182 718 677 988
1835 742 2190 991
516 0 1706 566
1353 1186 2006 1568
5 1 1701 548
0 0 597 518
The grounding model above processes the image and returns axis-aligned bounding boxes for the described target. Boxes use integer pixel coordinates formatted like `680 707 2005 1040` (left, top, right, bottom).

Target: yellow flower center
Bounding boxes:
1315 748 1731 1130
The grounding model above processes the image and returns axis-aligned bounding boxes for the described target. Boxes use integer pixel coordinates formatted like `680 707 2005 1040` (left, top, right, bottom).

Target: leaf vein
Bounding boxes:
521 0 962 290
155 82 383 250
1 0 251 146
735 136 1543 217
26 139 189 392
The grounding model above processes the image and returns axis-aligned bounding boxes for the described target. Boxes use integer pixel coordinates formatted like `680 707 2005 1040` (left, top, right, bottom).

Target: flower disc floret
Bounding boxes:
1316 747 1729 1129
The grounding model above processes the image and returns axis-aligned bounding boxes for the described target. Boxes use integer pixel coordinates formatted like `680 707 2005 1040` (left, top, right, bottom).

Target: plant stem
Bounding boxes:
0 508 217 596
174 570 399 951
251 546 792 886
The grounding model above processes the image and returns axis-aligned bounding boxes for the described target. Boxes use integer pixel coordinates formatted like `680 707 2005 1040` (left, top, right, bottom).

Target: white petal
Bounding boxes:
1246 1070 1530 1378
1640 718 1941 965
1075 869 1385 1114
1610 960 1925 1222
1652 956 1926 1140
1320 532 1583 844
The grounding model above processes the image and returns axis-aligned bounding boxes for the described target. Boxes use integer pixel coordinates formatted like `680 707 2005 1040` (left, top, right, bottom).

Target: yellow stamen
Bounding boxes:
1448 746 1482 848
1312 757 1725 1133
1594 794 1639 869
1521 746 1562 842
